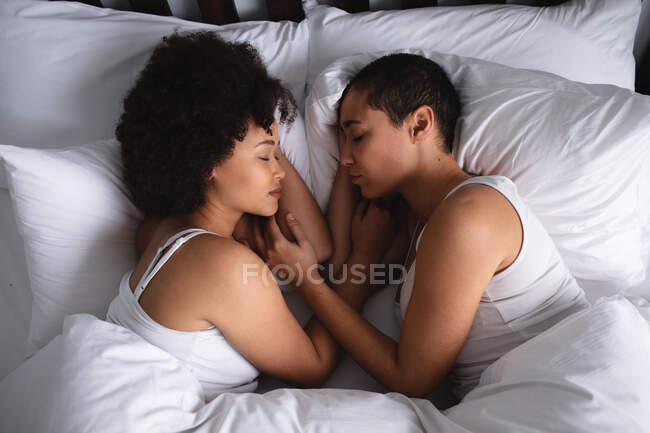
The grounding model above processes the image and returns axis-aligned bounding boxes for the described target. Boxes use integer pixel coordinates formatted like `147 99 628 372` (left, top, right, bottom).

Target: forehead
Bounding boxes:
340 86 369 120
340 86 396 130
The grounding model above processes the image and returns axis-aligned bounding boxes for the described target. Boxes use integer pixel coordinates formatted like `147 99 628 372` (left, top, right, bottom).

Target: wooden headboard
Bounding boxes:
51 0 649 95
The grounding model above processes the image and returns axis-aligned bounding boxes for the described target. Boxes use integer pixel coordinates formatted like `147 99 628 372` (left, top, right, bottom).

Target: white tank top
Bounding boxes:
394 175 590 400
106 228 259 401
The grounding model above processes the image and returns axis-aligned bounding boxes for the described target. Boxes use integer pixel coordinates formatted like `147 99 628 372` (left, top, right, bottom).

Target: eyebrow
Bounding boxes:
340 120 362 129
255 140 276 147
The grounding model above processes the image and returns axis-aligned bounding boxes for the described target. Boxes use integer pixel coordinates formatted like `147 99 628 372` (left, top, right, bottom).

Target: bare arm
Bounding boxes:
325 162 360 278
204 240 364 387
296 195 505 397
275 148 332 263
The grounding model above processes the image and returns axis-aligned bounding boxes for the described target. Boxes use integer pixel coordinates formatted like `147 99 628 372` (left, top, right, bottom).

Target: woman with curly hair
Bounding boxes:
106 31 349 400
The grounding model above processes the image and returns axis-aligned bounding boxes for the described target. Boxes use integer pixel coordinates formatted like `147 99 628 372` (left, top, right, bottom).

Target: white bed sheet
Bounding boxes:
2 291 649 432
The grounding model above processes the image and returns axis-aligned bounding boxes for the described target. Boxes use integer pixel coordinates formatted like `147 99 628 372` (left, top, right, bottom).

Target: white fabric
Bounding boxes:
106 228 259 400
2 294 649 432
305 48 650 291
305 0 640 94
0 314 469 433
395 175 590 399
445 294 650 433
0 0 310 189
0 190 31 378
0 136 311 356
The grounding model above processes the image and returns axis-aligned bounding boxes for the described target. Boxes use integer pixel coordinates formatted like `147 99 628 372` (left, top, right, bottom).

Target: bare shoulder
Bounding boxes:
434 183 505 224
421 184 516 256
185 233 288 335
183 234 269 287
183 234 281 311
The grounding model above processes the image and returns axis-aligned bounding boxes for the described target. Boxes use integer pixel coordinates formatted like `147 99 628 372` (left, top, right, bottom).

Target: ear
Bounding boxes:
410 105 436 143
207 165 221 190
208 166 216 182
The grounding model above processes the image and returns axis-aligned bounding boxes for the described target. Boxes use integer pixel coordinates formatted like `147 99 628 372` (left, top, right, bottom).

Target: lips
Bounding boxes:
349 173 362 183
269 187 282 198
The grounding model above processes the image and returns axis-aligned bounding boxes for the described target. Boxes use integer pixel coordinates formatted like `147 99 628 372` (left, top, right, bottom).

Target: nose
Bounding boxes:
339 136 354 167
273 158 286 180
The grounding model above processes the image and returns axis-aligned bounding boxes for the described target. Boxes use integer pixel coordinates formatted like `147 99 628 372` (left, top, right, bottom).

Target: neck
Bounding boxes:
398 153 473 223
172 199 241 239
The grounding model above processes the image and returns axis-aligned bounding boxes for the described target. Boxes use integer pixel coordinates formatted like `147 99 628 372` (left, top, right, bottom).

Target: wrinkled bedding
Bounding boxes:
1 294 648 433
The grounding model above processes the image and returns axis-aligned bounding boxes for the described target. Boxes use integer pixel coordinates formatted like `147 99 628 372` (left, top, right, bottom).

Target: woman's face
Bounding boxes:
338 86 412 199
210 119 285 217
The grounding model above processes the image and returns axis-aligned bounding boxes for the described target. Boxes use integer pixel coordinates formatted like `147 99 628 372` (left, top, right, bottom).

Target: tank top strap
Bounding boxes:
133 228 219 301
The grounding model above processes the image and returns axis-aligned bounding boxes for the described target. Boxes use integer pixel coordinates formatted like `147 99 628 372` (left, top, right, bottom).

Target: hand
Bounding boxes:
350 198 398 265
264 213 322 289
233 213 266 258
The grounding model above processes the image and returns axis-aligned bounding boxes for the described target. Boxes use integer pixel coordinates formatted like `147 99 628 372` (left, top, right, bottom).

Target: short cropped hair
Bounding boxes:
336 53 460 154
116 31 297 217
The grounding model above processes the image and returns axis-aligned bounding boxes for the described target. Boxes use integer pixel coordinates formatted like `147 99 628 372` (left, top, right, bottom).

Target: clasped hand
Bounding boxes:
350 198 398 265
234 212 320 288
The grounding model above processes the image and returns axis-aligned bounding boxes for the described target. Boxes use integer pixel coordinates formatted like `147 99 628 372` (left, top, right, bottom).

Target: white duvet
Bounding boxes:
1 294 649 433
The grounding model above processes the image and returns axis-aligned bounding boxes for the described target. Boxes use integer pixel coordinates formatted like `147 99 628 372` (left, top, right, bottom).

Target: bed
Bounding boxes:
1 0 649 431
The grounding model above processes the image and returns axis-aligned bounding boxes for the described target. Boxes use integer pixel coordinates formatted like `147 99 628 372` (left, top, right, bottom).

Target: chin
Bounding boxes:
245 201 278 218
262 201 279 216
359 184 383 200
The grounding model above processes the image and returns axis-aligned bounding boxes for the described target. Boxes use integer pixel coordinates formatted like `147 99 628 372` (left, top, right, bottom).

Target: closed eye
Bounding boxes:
353 135 364 142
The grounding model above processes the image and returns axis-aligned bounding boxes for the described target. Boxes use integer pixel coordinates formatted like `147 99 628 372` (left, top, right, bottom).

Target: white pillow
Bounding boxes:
0 0 309 188
305 0 640 94
444 294 650 432
305 48 650 290
0 116 310 355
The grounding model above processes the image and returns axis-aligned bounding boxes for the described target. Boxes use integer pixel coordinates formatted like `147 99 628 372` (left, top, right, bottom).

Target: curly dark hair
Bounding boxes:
116 31 297 217
336 53 460 154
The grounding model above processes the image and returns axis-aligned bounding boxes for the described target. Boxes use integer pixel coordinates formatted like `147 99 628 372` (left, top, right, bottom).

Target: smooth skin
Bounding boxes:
128 118 368 387
264 86 524 397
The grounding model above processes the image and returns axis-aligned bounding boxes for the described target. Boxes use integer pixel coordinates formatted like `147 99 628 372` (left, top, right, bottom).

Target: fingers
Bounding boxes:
353 197 369 225
284 212 307 245
265 213 284 243
364 200 395 232
363 199 384 221
361 198 371 216
368 198 389 215
367 199 380 212
251 216 267 258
